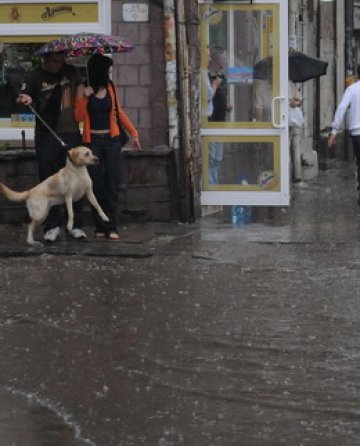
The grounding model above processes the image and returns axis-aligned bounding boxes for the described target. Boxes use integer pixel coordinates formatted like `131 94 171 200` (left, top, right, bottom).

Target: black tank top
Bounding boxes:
88 94 111 130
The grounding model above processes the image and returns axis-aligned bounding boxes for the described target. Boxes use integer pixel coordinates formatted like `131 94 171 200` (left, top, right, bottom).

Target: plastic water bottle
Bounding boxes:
231 176 252 225
231 205 252 224
231 205 241 224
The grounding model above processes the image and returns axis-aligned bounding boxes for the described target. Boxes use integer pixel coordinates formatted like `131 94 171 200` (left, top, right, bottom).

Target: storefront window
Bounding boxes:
0 42 88 128
0 42 43 127
0 0 109 142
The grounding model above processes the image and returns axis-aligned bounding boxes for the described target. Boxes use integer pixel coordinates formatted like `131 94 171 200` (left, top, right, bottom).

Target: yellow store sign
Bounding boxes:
0 3 98 24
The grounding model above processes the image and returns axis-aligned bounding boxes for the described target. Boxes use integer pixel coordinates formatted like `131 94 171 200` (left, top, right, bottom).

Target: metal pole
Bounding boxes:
345 0 355 80
345 0 354 161
176 0 195 222
315 0 321 164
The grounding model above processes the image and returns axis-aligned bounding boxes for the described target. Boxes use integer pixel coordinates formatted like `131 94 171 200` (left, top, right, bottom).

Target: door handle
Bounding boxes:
271 96 286 128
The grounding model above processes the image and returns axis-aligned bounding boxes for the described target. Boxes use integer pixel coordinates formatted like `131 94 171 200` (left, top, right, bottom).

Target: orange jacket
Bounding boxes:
74 83 139 144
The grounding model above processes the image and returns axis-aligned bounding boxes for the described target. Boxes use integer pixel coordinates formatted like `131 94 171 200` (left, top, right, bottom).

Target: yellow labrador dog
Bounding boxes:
0 146 109 245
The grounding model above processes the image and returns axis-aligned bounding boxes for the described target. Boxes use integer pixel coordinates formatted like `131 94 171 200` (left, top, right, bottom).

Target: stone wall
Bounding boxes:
120 146 178 221
0 150 38 223
0 148 177 224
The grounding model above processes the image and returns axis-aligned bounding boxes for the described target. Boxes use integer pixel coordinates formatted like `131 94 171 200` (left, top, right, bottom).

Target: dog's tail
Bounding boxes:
0 182 30 202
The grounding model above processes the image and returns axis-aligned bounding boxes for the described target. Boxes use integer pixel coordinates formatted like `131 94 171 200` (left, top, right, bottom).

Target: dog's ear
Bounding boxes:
68 148 79 164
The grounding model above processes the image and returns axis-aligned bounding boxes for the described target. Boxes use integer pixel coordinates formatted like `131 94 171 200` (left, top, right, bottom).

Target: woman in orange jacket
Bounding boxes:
74 54 141 240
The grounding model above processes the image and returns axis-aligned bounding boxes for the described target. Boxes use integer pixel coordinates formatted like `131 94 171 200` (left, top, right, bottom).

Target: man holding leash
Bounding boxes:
17 52 86 242
328 64 360 204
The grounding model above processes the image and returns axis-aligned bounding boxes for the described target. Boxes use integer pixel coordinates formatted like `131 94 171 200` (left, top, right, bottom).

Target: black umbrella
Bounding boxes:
289 52 328 82
253 52 328 82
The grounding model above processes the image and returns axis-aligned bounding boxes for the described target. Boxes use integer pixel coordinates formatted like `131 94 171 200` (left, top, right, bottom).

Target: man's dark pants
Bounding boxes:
34 130 84 233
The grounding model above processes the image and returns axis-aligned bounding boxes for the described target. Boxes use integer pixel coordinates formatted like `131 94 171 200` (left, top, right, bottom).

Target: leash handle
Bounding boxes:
27 103 68 148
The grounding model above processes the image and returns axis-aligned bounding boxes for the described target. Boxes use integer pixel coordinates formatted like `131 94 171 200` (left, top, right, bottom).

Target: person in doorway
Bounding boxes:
0 67 26 118
328 64 360 204
288 80 304 184
17 52 86 242
208 45 231 184
205 46 222 119
74 54 141 240
206 68 220 119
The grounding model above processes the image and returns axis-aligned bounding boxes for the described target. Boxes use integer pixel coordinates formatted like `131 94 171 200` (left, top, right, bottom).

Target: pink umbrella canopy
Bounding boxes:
35 32 135 57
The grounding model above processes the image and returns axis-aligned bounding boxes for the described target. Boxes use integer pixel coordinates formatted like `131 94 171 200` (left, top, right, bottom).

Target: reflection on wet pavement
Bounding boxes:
0 161 360 445
0 387 91 445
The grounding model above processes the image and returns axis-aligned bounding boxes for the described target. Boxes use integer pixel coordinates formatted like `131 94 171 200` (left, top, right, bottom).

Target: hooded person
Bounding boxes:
74 53 141 240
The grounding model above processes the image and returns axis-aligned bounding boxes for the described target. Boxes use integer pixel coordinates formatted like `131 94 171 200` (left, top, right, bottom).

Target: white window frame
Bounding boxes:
200 0 289 207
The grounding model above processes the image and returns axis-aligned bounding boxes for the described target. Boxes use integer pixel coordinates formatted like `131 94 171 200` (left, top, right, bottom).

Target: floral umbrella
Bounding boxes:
35 32 135 57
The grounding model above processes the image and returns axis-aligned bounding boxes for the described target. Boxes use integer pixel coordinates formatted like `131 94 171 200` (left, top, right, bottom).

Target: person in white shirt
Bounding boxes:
328 65 360 203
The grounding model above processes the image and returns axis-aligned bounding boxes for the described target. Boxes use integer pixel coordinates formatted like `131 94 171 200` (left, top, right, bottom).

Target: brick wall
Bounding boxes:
111 0 168 148
0 150 39 223
0 148 178 224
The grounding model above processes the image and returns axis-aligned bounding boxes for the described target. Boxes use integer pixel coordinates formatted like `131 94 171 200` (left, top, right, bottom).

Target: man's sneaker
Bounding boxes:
44 226 61 242
68 228 87 239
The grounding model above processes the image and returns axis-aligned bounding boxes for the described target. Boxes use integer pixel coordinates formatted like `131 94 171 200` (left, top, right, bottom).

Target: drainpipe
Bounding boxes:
164 0 194 221
344 0 354 160
163 0 194 222
315 0 321 156
345 0 355 81
175 1 195 222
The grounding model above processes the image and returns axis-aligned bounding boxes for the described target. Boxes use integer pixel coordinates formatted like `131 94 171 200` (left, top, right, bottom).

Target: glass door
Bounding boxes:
200 0 289 206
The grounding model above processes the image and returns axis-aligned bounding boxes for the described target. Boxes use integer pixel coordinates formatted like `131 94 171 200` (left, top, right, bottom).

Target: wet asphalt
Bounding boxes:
1 158 360 445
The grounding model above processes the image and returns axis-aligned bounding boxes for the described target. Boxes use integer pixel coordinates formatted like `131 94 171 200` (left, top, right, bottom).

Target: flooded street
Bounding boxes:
1 160 360 445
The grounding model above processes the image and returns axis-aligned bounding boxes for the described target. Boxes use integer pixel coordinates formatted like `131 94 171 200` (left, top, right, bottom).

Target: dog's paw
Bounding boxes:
101 214 110 222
